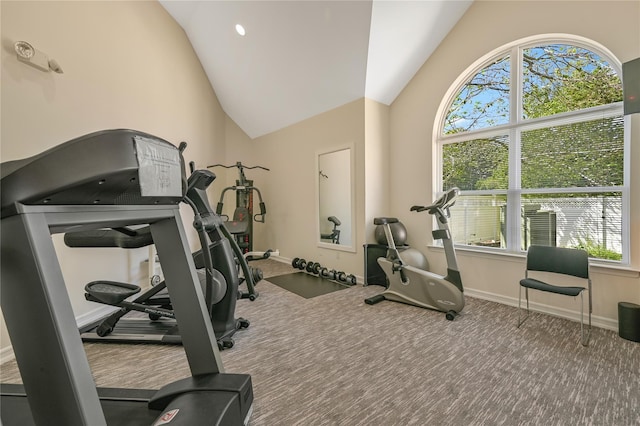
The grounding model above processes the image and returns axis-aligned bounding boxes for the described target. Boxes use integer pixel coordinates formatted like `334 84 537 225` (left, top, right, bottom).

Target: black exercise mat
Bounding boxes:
266 272 350 299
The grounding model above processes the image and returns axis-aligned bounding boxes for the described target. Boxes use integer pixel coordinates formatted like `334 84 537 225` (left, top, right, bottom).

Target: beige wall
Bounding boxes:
390 0 640 327
364 98 390 243
223 97 390 277
0 1 229 353
225 99 367 275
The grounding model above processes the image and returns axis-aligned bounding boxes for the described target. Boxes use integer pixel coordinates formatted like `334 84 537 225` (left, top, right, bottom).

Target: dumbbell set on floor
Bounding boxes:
291 257 357 285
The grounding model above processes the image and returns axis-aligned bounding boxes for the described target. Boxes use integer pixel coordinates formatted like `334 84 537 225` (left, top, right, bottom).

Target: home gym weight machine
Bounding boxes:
365 187 465 320
0 129 253 425
209 162 269 254
209 162 271 300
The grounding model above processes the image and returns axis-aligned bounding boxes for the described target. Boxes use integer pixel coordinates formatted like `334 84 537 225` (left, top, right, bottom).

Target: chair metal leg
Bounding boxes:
581 289 592 347
517 286 529 328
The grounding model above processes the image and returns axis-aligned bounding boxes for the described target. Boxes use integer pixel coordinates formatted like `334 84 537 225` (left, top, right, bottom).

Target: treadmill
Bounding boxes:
0 129 254 425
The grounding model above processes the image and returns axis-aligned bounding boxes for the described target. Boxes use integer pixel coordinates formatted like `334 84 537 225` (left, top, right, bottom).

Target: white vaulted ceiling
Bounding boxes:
160 1 473 139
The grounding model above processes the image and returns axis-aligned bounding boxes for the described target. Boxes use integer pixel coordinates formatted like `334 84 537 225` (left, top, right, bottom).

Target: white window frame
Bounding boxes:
433 34 630 265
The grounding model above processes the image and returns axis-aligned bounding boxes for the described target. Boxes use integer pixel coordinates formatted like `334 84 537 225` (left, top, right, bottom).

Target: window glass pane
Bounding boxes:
449 194 507 248
521 116 624 189
522 44 623 120
521 193 622 260
443 135 509 191
443 55 510 134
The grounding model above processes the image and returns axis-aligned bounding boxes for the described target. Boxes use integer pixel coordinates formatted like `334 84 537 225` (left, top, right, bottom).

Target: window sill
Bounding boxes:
426 244 640 278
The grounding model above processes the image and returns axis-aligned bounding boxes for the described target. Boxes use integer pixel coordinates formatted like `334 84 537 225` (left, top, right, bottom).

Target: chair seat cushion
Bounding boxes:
519 278 585 297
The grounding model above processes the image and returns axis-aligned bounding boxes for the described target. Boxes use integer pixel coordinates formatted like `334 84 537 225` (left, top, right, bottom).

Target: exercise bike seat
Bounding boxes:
373 217 399 225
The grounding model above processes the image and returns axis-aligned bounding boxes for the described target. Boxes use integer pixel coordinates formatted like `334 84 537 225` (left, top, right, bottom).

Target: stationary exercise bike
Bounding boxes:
365 187 464 320
320 216 341 244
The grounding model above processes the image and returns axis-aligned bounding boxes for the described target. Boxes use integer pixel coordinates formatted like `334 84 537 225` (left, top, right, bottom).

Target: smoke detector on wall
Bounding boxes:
14 41 63 74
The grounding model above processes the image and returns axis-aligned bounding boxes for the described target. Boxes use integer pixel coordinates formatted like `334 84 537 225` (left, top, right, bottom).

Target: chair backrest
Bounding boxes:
526 245 589 279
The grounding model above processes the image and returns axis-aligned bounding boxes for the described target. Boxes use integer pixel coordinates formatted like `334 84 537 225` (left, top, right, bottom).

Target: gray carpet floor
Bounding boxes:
1 258 638 425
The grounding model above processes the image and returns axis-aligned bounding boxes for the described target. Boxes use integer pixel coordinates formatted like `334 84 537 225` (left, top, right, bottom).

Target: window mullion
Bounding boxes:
506 46 522 252
508 128 521 252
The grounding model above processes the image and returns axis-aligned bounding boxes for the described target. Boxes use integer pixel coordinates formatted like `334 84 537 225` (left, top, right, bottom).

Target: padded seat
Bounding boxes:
225 207 250 234
519 278 584 297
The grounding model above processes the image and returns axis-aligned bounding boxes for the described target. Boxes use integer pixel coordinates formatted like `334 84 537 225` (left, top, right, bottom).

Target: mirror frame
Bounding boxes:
316 144 356 252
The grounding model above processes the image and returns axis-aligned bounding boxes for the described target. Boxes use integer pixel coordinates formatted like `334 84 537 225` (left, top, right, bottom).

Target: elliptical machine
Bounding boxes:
365 187 464 320
73 157 251 349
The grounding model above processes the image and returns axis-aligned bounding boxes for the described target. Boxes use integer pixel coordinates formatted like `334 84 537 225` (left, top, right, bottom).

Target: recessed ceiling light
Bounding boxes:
235 24 246 36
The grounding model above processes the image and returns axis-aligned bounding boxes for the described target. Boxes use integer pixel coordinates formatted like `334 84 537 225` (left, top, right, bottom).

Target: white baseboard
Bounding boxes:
75 305 119 330
270 254 290 264
269 255 364 285
1 305 117 366
464 288 618 331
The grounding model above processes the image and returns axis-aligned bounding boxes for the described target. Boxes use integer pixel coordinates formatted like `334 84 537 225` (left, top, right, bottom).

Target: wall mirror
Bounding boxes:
316 145 355 252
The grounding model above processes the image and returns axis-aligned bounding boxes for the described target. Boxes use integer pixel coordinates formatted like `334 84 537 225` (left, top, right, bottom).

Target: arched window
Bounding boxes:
436 35 627 263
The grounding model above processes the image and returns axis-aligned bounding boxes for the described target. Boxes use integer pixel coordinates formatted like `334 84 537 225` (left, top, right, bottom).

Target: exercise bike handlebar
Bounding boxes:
410 187 460 215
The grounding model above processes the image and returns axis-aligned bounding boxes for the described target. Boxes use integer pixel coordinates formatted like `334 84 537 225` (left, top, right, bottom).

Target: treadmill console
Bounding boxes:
1 129 186 218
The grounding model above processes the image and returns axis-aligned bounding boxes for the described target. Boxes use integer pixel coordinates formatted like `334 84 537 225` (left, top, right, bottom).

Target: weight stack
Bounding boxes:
618 302 640 343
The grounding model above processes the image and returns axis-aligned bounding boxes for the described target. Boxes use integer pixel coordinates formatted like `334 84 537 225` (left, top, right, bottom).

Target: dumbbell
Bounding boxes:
297 259 307 270
292 257 301 268
345 274 357 285
336 271 347 282
250 266 263 283
306 261 316 273
320 268 337 280
312 262 322 275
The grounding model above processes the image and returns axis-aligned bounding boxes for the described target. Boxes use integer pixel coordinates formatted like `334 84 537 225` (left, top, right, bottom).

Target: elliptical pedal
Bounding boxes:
85 281 141 305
